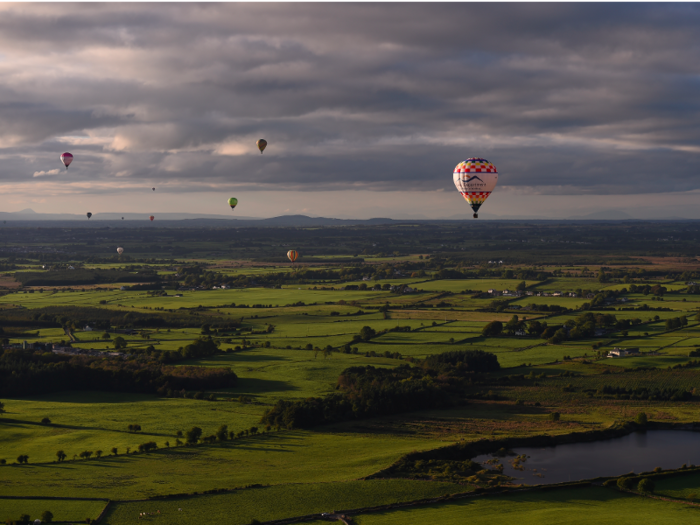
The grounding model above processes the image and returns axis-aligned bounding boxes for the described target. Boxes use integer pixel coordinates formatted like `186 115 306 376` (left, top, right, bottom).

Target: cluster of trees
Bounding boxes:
0 349 237 397
482 312 643 344
5 511 54 524
261 350 499 429
665 316 688 330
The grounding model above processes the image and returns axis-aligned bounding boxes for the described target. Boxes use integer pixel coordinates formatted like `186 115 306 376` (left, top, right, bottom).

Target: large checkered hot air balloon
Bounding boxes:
453 158 498 219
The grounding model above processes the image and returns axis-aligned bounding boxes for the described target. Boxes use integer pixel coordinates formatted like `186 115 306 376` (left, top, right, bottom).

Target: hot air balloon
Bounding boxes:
152 188 155 191
60 152 73 169
228 197 238 210
149 216 154 222
257 139 267 154
453 158 498 219
121 217 124 220
117 247 124 255
86 212 92 219
287 250 299 263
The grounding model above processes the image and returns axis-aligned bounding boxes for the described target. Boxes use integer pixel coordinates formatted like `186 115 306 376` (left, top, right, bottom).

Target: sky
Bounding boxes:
1 2 700 220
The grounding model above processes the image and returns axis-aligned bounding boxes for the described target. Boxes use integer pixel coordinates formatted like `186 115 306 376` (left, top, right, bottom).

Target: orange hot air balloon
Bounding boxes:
287 250 299 263
149 216 154 221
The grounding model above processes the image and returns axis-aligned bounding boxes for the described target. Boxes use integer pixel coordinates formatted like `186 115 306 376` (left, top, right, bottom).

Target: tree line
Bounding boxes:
0 348 237 397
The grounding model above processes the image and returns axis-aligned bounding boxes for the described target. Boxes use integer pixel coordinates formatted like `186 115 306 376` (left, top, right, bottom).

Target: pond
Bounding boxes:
472 430 700 485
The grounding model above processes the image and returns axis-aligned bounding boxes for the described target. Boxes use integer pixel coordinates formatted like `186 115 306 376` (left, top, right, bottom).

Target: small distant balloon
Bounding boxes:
152 188 155 191
257 139 267 154
228 197 238 210
86 212 92 219
60 152 73 169
117 247 124 255
149 215 154 221
287 250 299 263
121 217 124 220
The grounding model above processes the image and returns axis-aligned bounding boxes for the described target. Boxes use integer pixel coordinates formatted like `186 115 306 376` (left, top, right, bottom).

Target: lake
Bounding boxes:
472 430 700 485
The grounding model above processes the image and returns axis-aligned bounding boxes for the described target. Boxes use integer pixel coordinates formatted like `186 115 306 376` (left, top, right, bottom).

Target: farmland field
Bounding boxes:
2 221 700 524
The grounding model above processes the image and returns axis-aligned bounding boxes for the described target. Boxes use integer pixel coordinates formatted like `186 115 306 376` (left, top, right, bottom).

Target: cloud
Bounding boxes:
0 3 697 214
32 168 61 177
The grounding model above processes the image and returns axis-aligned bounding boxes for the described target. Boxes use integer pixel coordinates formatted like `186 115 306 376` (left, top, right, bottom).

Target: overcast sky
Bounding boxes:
1 3 699 219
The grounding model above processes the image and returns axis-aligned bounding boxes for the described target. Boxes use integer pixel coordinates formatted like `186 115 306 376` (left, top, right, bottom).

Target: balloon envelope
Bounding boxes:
149 216 154 221
287 250 299 263
257 139 267 154
228 197 238 209
117 247 124 255
152 188 155 191
86 212 92 219
60 152 73 169
453 158 498 216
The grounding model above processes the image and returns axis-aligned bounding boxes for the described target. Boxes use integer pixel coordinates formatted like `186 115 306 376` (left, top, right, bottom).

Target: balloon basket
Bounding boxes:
473 213 478 219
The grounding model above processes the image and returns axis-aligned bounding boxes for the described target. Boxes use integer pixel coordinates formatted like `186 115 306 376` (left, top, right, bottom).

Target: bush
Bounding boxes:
549 412 560 422
635 412 648 425
638 478 655 493
41 510 54 523
41 417 51 424
617 477 634 490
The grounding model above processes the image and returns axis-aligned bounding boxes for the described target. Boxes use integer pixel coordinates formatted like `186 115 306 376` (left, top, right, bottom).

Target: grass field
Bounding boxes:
0 498 107 523
101 480 465 525
349 487 700 524
0 430 444 499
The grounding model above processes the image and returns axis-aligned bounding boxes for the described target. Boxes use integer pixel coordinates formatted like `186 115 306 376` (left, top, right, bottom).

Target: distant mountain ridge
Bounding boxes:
0 209 694 226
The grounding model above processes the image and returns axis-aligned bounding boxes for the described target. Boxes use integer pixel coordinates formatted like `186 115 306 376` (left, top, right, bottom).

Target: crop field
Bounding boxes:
2 222 700 524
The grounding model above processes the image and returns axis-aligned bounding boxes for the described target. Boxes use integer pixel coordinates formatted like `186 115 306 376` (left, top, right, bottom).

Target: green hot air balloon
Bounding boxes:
228 198 238 210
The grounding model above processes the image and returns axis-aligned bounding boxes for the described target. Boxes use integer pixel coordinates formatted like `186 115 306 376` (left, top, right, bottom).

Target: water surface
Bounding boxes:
472 430 700 484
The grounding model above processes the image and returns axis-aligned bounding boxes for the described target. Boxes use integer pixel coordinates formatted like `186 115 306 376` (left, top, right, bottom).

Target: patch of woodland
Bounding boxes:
260 349 500 429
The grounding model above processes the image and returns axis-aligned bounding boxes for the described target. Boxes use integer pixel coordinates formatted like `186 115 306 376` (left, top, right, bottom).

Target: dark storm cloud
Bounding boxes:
1 3 699 194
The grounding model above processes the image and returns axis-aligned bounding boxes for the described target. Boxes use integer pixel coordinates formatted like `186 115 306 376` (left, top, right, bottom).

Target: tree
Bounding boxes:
41 417 51 424
102 332 111 340
113 336 127 349
549 412 560 422
516 280 527 292
111 447 118 456
617 477 634 490
216 425 228 441
481 321 503 337
56 450 66 462
19 515 31 524
638 478 655 493
41 510 54 523
0 400 4 414
359 326 376 341
635 412 648 426
95 450 102 458
186 426 203 444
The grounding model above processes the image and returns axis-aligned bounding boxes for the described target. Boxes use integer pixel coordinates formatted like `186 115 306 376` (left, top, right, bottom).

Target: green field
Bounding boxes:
349 487 700 524
101 480 464 525
0 499 107 523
